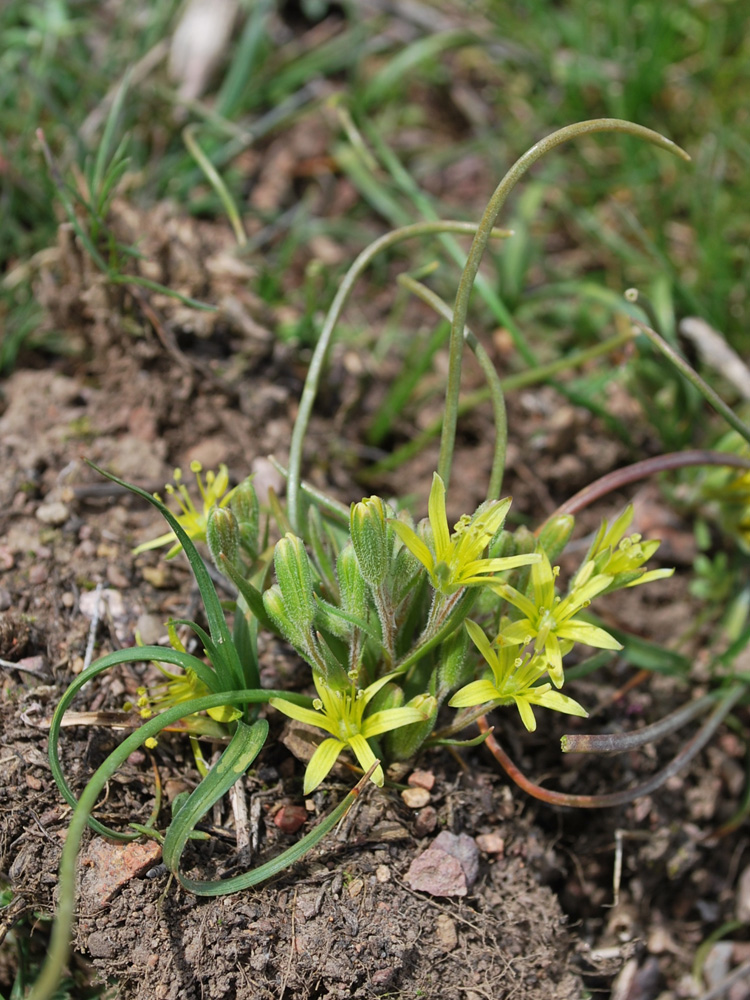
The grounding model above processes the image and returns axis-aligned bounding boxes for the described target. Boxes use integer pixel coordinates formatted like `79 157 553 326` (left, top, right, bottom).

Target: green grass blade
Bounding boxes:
169 764 379 897
31 688 309 1000
162 719 269 874
88 463 235 654
215 0 273 120
48 645 225 840
90 70 131 205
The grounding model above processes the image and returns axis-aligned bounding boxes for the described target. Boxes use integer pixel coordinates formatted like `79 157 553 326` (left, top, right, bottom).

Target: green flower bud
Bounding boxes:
436 627 472 701
263 584 300 646
337 542 370 623
537 514 575 563
384 694 438 761
367 680 404 715
273 533 316 632
487 528 516 560
206 506 241 572
229 476 260 558
350 496 389 587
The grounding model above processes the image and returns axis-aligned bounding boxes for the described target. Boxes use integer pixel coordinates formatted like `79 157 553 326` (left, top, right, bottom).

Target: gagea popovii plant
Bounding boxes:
31 119 750 1000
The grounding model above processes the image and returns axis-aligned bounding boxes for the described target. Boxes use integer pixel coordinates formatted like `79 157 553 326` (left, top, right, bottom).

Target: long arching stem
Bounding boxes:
396 273 508 499
476 683 743 808
286 220 511 532
540 450 750 524
437 119 690 490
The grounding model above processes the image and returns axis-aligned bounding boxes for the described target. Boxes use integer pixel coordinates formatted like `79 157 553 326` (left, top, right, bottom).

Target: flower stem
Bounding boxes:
560 691 715 753
627 307 750 447
542 450 750 522
287 220 512 533
397 273 508 498
438 119 690 491
476 683 744 808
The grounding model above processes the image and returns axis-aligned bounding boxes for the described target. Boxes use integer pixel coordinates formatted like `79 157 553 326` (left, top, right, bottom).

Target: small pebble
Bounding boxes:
475 833 505 855
433 831 479 888
273 804 307 834
97 542 119 559
401 786 430 809
736 864 750 922
375 865 390 883
347 878 364 899
35 501 69 526
414 806 438 837
136 613 166 645
79 588 126 620
406 848 466 897
0 588 12 611
107 564 130 589
141 565 172 589
408 769 435 791
29 565 48 585
435 913 458 951
0 546 14 570
703 942 733 990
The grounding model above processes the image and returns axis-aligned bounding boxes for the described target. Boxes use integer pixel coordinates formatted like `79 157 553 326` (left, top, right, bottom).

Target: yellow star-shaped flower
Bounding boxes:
133 462 233 559
449 619 588 732
390 473 539 596
270 673 432 794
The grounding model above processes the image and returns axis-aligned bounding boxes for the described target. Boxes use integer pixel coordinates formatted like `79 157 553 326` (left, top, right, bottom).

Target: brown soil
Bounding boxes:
1 121 749 1000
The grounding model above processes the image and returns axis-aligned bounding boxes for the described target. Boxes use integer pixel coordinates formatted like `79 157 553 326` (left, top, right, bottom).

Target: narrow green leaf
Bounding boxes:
48 645 223 840
162 720 269 873
88 462 235 657
170 764 379 896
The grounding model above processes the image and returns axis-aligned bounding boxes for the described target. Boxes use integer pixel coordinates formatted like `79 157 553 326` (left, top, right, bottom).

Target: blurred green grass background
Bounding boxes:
1 0 747 396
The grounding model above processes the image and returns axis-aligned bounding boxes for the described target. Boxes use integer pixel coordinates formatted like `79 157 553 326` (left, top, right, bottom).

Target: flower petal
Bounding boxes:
513 696 537 732
465 619 495 663
625 567 674 587
544 633 564 686
496 620 535 647
459 552 541 584
347 733 384 786
448 679 501 708
428 473 451 561
269 697 336 735
561 574 612 612
531 552 555 609
303 737 345 794
362 705 431 738
133 531 178 555
390 520 434 573
556 621 622 650
530 689 589 718
362 671 406 705
492 584 538 621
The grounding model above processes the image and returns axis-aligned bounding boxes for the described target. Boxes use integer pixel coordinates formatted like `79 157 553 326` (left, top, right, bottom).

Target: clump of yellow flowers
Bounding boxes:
131 466 670 791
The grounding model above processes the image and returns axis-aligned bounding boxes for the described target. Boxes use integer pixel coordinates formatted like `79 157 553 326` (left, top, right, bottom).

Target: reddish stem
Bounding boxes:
476 683 743 808
540 450 750 525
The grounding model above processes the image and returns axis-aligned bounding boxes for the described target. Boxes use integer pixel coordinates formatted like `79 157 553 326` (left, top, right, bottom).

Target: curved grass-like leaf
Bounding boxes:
49 645 225 840
30 690 369 1000
218 552 275 632
162 719 268 874
166 763 379 897
169 616 244 692
48 652 313 840
88 462 242 686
